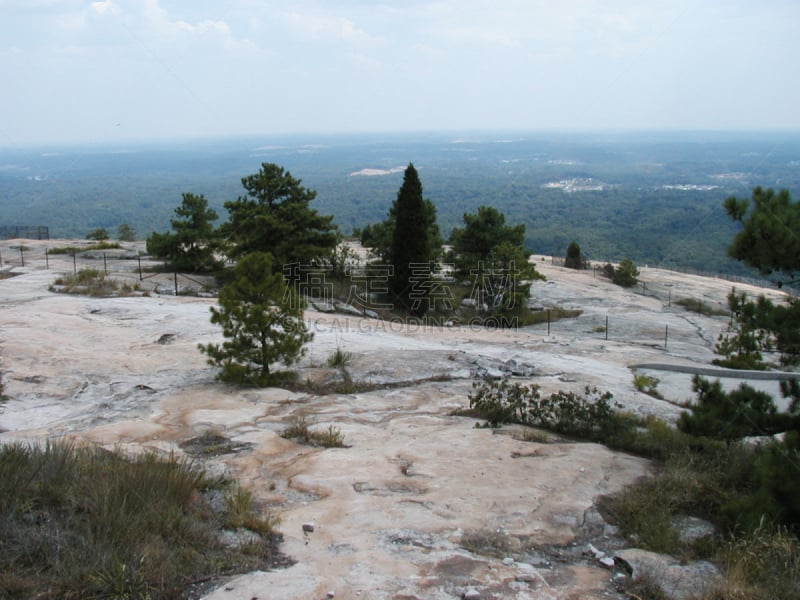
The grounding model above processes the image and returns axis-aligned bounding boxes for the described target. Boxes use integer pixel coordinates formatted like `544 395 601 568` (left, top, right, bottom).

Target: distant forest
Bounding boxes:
2 131 799 275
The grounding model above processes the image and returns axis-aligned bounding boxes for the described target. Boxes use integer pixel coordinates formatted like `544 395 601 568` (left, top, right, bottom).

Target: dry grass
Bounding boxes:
0 441 289 599
280 415 348 448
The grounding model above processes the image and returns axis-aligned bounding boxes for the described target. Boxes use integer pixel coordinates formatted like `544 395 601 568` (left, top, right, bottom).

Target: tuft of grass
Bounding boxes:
48 242 122 255
0 441 289 599
326 346 354 369
460 529 513 558
512 428 551 444
280 416 347 448
224 484 280 535
633 373 663 399
50 268 134 297
675 297 729 317
522 307 583 326
708 524 800 600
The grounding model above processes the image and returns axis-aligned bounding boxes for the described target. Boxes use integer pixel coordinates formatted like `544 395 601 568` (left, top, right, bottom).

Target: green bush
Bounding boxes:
633 373 663 399
467 377 634 442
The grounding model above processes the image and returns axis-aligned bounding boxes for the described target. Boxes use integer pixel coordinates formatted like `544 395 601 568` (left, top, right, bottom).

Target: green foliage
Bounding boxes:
633 373 662 398
713 289 771 369
724 187 800 279
86 227 109 241
564 241 583 269
678 376 789 442
221 163 338 270
726 430 800 532
449 205 525 274
467 377 627 441
198 252 313 386
0 441 285 599
675 377 800 531
714 289 800 369
116 223 136 241
609 258 639 287
675 297 730 317
387 164 441 315
361 191 441 266
146 192 221 272
48 242 121 254
223 484 280 535
326 346 354 369
448 206 543 323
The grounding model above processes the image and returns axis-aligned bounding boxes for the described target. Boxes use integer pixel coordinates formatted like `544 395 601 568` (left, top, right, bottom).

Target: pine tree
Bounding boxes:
198 252 312 386
146 193 220 272
221 163 338 271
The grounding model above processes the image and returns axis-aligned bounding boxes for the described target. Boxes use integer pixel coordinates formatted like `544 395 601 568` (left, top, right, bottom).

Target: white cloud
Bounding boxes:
284 11 383 45
175 19 230 36
91 1 117 16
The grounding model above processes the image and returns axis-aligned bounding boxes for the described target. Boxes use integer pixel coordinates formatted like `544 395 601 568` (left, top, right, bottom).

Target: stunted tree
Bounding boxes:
198 252 312 386
117 223 136 242
603 259 639 287
147 193 220 272
449 206 525 275
86 228 109 241
564 241 583 269
449 206 542 321
221 163 338 271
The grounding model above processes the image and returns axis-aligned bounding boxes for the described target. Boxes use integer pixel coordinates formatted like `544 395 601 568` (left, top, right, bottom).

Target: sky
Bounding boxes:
1 0 799 146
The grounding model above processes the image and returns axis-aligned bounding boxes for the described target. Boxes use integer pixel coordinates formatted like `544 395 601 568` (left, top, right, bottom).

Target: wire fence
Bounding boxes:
0 226 50 240
0 243 214 296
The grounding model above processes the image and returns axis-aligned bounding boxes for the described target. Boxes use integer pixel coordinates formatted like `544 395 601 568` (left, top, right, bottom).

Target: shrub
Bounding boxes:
601 259 640 287
633 373 663 398
467 377 633 441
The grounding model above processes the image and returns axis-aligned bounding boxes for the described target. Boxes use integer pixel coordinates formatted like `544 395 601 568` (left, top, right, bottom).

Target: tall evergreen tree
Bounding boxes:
388 164 439 315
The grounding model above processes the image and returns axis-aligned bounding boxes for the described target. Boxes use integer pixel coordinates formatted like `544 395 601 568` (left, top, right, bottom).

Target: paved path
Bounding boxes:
631 363 799 381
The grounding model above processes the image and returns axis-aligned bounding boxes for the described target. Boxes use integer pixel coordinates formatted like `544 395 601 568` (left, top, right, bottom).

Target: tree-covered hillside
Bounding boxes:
2 131 799 274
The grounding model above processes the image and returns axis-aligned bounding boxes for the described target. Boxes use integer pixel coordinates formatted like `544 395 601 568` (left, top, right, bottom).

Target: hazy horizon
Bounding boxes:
4 128 800 152
3 1 799 147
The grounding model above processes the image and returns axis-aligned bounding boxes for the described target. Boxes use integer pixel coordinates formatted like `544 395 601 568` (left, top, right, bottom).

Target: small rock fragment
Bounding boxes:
326 592 335 599
502 557 515 566
599 556 616 569
302 522 315 533
586 543 605 560
463 589 480 600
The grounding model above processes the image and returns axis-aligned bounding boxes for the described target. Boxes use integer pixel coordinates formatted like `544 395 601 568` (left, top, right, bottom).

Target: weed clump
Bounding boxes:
51 269 137 297
280 415 348 448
